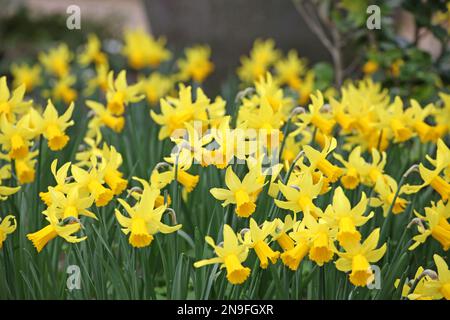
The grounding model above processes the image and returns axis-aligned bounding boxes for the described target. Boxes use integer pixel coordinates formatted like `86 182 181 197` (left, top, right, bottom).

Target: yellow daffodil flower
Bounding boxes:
378 97 414 143
240 72 294 119
78 34 108 67
177 45 214 83
281 134 303 170
27 210 86 253
164 148 200 193
85 63 110 96
303 136 342 183
0 76 33 121
408 100 444 143
298 91 336 136
140 72 173 105
46 187 96 220
364 148 387 186
275 170 323 216
39 160 73 206
396 266 433 300
238 97 284 138
101 144 128 195
170 121 214 167
321 187 373 247
274 50 306 90
210 165 264 218
282 219 310 270
0 215 16 248
246 156 283 199
333 146 368 189
203 117 248 168
194 224 251 285
15 150 38 184
330 97 356 132
371 175 408 215
32 100 74 151
335 228 386 287
75 133 103 167
151 84 225 140
51 75 78 104
423 254 450 300
338 79 390 151
71 157 114 207
151 92 194 140
0 114 35 159
39 43 72 78
122 29 172 69
240 218 280 269
409 200 450 251
0 165 20 200
86 100 125 133
303 215 336 266
404 139 450 200
237 38 280 83
271 215 296 251
11 64 42 93
106 70 144 115
297 71 315 106
435 92 450 136
115 184 181 248
127 176 170 208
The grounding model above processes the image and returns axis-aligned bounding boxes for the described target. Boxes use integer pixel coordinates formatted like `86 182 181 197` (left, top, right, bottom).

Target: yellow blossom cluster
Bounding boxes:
0 32 449 300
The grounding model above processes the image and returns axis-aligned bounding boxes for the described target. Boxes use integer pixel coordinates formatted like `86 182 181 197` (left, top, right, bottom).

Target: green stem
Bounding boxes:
278 117 292 161
268 150 304 220
380 169 411 242
320 265 326 300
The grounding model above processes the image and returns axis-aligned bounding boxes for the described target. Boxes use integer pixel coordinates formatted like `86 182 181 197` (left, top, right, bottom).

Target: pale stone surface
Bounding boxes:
395 10 442 59
26 0 149 32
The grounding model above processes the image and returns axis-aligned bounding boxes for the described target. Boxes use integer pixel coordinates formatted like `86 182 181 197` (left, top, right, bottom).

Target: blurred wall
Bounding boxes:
27 0 149 32
144 0 331 92
9 0 331 94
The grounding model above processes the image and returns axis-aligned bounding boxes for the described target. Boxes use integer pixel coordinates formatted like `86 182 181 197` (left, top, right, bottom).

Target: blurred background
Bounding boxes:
0 0 330 90
0 0 448 97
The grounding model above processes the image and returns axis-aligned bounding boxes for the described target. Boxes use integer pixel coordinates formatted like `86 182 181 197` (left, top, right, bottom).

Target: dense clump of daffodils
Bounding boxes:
0 77 76 186
1 32 449 300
